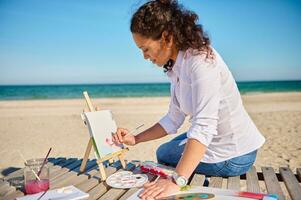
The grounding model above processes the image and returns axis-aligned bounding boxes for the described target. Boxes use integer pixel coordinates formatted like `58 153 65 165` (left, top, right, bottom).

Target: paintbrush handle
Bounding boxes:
37 148 52 176
129 124 144 134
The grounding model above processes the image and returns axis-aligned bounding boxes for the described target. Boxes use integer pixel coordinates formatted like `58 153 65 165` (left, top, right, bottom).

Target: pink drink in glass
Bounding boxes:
25 179 49 194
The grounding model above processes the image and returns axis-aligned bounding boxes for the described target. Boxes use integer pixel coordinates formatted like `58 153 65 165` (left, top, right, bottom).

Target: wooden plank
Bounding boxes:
2 189 24 200
227 176 240 191
0 167 21 179
1 169 24 199
50 160 88 189
0 178 16 197
54 158 78 168
0 185 15 197
3 190 24 200
87 182 108 200
97 163 137 200
98 188 127 200
0 183 12 196
246 166 260 193
51 171 91 189
119 187 140 200
280 167 301 200
49 165 68 178
51 166 99 189
190 174 205 186
0 180 9 190
86 164 130 200
78 159 100 175
50 166 70 180
76 170 102 192
261 167 285 200
50 159 82 182
48 157 66 165
1 186 16 197
3 168 24 182
60 162 99 187
63 159 84 171
209 177 223 188
77 162 121 199
50 159 96 189
49 158 78 179
76 162 123 193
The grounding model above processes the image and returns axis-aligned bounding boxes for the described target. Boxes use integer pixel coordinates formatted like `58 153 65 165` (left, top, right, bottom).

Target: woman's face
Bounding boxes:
132 33 172 67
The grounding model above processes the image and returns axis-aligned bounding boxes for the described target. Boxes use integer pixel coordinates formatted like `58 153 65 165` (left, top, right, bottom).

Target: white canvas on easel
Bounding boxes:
83 110 124 158
79 91 128 180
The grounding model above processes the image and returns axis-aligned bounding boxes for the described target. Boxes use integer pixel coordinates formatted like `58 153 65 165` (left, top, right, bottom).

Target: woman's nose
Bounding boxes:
143 52 149 60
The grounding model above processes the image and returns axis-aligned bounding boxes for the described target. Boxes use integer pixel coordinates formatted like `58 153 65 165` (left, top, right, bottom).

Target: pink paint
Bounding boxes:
238 191 278 199
140 165 169 178
105 138 113 146
105 138 124 148
25 179 49 194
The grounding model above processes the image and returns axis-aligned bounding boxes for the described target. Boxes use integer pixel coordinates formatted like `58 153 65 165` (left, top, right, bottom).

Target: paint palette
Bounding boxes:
106 171 148 189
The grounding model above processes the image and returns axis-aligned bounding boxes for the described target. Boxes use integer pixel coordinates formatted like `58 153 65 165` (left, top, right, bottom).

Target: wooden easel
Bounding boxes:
79 91 128 180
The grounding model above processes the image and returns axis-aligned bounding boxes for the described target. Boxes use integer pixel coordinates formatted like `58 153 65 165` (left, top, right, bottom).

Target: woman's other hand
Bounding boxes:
112 127 136 146
139 178 180 200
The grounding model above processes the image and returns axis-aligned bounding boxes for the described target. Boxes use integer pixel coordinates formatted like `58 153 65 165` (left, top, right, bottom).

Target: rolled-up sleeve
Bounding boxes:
186 56 221 146
159 90 186 134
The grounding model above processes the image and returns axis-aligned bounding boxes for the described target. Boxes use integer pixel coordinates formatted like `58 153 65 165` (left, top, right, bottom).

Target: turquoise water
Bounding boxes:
0 81 300 100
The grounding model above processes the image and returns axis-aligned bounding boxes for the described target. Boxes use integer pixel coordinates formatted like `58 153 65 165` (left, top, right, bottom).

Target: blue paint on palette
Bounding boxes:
199 194 209 198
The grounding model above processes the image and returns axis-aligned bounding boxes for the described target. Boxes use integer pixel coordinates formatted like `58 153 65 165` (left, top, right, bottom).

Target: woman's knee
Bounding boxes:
156 142 169 164
156 141 183 166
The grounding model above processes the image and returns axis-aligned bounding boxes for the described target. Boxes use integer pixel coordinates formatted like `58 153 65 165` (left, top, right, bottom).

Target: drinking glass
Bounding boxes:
24 158 49 194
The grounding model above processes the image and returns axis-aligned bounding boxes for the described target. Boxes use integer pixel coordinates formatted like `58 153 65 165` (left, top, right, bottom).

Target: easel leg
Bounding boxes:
98 162 107 180
80 138 93 173
118 153 127 169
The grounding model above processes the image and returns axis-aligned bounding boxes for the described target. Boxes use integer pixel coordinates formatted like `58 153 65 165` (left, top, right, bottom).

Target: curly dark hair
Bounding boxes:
130 0 213 71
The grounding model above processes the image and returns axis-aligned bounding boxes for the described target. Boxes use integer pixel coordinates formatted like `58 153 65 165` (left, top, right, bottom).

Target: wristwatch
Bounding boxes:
172 172 188 187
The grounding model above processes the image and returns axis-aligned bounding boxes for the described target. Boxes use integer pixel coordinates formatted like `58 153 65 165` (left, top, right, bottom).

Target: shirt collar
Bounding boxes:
167 50 184 77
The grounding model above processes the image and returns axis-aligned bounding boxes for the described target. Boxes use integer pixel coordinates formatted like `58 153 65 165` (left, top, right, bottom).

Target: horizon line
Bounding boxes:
0 79 301 87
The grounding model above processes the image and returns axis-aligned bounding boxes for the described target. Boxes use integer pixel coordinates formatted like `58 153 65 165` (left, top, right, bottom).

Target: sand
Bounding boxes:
0 92 300 175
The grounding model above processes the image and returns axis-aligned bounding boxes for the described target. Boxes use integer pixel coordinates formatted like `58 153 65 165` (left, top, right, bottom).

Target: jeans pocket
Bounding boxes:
225 161 253 176
228 150 257 168
216 151 257 177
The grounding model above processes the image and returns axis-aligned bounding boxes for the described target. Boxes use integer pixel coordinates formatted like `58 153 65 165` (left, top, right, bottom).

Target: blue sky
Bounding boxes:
0 0 301 85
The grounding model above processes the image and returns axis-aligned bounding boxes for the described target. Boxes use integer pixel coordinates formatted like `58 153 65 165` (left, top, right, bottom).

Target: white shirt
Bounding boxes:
159 48 265 163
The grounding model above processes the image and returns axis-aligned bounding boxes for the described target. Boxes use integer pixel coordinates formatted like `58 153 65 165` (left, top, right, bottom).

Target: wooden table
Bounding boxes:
1 157 301 200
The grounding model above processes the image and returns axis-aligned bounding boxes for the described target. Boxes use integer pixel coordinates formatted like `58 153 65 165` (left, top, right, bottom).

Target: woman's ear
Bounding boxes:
161 31 173 49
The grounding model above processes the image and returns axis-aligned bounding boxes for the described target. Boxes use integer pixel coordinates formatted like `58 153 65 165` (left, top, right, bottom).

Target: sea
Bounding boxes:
0 80 300 100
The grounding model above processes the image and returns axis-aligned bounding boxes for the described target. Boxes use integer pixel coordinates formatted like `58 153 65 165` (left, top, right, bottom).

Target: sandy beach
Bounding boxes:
0 92 300 175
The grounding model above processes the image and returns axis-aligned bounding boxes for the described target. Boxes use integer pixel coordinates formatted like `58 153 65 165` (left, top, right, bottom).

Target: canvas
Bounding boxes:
83 110 124 158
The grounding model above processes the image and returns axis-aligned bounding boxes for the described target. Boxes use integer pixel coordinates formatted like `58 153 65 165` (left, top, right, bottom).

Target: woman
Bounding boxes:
112 0 265 199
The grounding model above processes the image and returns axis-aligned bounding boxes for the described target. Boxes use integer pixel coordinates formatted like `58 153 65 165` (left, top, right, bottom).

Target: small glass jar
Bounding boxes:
24 158 49 194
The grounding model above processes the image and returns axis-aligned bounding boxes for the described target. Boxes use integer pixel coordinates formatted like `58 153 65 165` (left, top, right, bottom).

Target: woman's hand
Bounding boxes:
112 127 136 146
139 178 180 200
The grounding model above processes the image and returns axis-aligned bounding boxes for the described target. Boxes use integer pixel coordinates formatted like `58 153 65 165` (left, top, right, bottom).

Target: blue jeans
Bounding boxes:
156 133 257 177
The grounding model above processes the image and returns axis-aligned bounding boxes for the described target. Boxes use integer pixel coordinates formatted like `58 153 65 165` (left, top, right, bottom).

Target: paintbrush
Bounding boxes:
153 175 161 183
37 147 52 177
129 124 145 134
111 124 144 136
17 151 41 181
